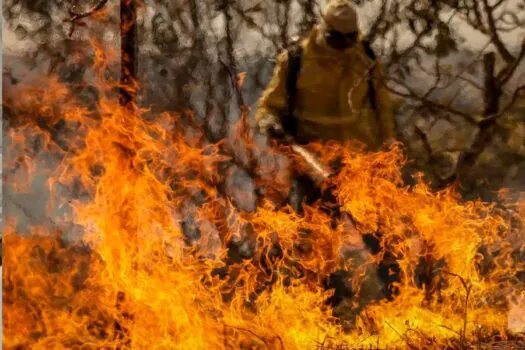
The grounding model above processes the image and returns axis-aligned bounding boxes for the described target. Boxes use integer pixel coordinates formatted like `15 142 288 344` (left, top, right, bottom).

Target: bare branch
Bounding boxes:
384 76 479 124
470 0 489 34
387 27 432 69
415 39 491 93
232 5 279 50
497 38 525 85
384 320 417 349
498 10 525 30
414 119 436 157
439 324 462 336
484 84 525 124
482 0 514 63
224 325 275 350
67 0 109 37
366 0 389 43
442 270 472 349
421 57 444 100
492 0 506 10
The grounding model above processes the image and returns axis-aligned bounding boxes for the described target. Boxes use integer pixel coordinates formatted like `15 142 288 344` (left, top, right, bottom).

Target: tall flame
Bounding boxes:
3 41 525 349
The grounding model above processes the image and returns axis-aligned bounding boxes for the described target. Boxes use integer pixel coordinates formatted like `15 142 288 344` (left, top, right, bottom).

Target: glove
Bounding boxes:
258 113 284 137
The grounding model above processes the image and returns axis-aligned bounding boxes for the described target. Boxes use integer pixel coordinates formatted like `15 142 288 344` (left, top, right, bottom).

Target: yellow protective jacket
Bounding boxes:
255 27 396 149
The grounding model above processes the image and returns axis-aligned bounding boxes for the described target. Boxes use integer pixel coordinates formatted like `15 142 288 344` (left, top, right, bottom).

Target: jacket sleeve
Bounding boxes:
255 51 290 130
372 62 396 142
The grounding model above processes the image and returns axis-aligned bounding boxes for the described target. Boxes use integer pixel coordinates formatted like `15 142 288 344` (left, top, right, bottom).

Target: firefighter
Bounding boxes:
254 0 400 316
256 0 396 148
255 0 397 212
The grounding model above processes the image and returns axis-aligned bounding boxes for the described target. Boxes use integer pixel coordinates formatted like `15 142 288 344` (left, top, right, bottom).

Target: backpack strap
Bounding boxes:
362 40 377 111
283 41 303 137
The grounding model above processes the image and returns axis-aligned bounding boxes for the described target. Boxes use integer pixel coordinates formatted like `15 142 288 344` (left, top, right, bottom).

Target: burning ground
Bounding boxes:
3 43 525 349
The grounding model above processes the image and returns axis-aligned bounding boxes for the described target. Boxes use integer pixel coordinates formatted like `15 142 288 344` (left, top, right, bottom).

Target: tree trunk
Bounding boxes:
280 0 291 48
218 0 244 108
120 0 138 107
457 52 503 185
482 52 501 117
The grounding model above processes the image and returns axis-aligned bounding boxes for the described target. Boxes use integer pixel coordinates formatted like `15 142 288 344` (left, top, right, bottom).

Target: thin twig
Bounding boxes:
442 270 472 349
478 85 525 127
366 0 389 43
439 324 462 336
481 0 514 63
67 0 109 37
384 320 416 349
497 38 525 85
385 76 478 123
225 325 274 350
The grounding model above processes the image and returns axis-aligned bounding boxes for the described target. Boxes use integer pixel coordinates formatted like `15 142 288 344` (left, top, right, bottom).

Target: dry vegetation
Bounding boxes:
2 0 525 349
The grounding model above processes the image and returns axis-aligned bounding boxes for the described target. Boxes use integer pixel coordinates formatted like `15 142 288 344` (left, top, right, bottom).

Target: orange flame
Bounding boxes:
3 41 525 349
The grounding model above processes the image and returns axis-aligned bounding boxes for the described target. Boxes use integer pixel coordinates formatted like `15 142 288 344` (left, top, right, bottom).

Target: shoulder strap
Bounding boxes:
283 41 303 137
362 39 377 60
362 40 377 111
282 39 378 137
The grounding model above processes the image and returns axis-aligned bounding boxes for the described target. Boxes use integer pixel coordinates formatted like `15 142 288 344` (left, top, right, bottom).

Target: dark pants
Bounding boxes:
287 173 402 308
287 174 340 218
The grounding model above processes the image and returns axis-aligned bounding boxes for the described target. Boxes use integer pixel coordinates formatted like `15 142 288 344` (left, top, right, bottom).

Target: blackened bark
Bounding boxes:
220 0 244 107
458 52 502 179
280 0 292 48
120 0 138 107
483 52 501 117
68 0 109 37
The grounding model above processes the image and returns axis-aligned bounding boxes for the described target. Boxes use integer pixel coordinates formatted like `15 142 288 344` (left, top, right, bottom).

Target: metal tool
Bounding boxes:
281 134 334 181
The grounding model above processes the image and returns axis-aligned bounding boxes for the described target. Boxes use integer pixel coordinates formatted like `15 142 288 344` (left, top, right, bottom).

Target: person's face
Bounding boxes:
324 29 358 50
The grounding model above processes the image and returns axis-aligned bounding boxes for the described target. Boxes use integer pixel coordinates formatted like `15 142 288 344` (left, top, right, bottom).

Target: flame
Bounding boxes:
3 41 525 349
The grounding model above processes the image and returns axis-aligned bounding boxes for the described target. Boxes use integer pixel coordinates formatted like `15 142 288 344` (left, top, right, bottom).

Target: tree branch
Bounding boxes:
497 38 525 85
232 5 279 50
67 0 109 37
485 84 525 125
471 0 488 33
385 76 479 123
366 0 389 43
483 52 501 116
482 0 514 63
498 10 525 31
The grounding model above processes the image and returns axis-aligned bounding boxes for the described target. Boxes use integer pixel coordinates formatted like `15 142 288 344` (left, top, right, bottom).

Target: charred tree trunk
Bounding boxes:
120 0 138 107
219 0 244 107
482 52 502 117
280 0 292 48
458 52 503 182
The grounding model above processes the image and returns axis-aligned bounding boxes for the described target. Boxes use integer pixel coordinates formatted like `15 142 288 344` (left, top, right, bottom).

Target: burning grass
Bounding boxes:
3 43 525 349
